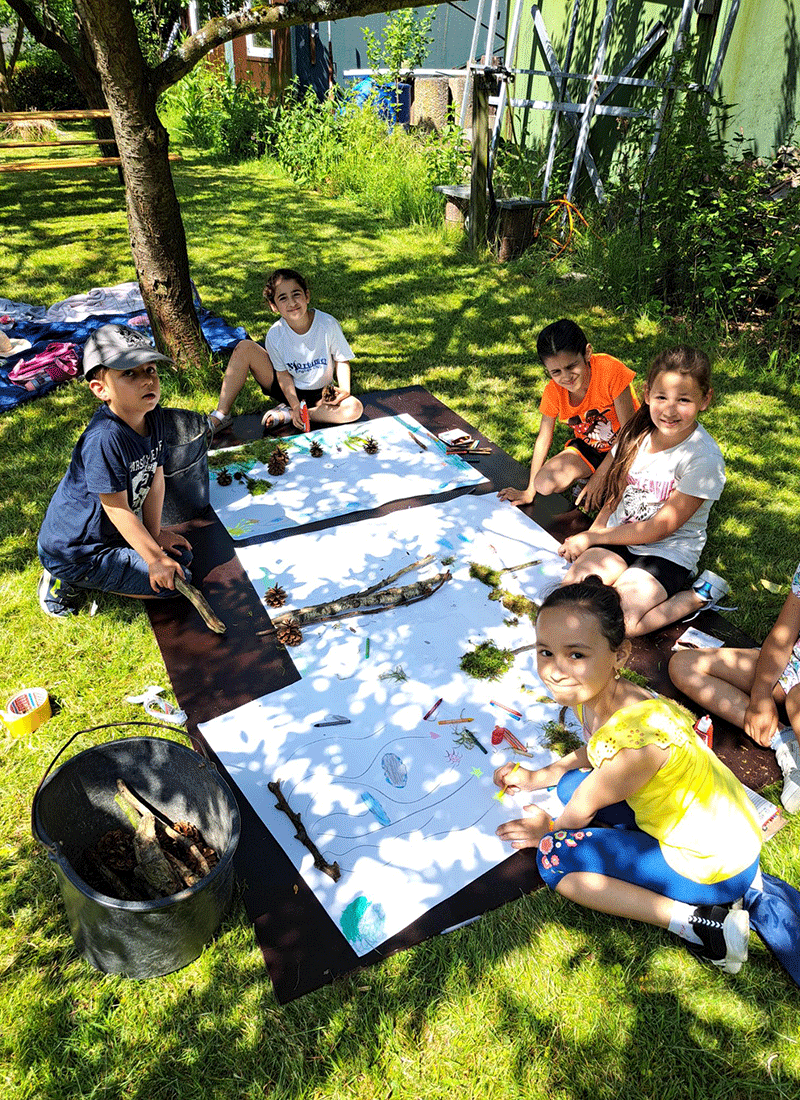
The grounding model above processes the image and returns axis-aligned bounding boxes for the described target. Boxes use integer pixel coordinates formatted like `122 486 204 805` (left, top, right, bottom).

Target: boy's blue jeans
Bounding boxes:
38 541 193 599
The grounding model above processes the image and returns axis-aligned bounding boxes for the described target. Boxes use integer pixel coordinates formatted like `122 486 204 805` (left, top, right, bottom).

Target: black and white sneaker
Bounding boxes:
686 904 750 974
37 569 85 618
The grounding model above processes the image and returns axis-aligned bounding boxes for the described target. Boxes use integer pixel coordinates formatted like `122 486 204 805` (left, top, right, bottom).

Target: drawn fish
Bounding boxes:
381 752 408 788
360 791 391 826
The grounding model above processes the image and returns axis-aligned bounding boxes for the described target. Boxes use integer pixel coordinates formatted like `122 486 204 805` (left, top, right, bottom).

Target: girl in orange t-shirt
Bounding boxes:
499 319 636 513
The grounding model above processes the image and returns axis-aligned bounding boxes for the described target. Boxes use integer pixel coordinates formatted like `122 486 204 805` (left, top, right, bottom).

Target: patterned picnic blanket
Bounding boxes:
0 282 247 412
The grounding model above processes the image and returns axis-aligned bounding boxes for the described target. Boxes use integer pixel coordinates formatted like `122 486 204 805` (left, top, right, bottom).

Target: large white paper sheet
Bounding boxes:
208 413 487 539
200 496 578 955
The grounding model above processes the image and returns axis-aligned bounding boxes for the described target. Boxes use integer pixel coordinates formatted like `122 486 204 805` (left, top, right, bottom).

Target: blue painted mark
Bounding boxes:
361 791 391 826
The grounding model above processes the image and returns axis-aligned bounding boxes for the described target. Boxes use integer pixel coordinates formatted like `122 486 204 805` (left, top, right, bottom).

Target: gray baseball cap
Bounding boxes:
82 323 173 379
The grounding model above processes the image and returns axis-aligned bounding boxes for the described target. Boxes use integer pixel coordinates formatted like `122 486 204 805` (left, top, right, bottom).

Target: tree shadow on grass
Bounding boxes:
8 867 799 1100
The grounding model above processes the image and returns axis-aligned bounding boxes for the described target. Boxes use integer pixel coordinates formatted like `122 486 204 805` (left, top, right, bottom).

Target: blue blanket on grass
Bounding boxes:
0 308 247 412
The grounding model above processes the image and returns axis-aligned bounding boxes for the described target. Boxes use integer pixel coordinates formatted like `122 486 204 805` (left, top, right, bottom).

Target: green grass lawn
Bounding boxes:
1 147 799 1100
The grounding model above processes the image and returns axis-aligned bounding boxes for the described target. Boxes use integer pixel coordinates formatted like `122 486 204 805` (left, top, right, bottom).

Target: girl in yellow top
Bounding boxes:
494 577 764 975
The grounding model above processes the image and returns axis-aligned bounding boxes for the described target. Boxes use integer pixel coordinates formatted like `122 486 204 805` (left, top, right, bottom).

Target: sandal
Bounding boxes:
209 409 233 434
261 403 292 429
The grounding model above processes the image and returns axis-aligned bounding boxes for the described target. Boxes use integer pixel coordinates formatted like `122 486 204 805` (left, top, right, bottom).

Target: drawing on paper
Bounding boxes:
208 414 487 539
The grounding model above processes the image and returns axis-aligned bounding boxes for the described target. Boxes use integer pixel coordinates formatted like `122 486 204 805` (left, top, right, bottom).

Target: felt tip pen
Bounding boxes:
299 400 311 433
495 761 521 800
423 698 443 721
490 699 522 719
365 637 370 659
469 731 488 754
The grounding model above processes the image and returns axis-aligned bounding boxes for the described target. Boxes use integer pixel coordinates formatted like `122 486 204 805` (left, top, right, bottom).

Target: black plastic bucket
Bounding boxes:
32 735 240 978
162 408 212 525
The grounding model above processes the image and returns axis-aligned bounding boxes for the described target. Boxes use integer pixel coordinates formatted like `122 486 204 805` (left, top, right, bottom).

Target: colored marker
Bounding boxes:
365 637 370 659
494 762 521 801
469 731 488 754
423 698 443 721
299 400 310 433
490 699 523 720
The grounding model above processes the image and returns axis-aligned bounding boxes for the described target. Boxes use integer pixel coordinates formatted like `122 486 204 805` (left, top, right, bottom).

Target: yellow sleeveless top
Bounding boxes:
583 697 761 884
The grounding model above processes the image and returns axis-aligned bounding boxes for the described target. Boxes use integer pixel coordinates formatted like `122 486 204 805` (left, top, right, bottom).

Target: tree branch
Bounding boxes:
6 0 82 69
153 0 434 95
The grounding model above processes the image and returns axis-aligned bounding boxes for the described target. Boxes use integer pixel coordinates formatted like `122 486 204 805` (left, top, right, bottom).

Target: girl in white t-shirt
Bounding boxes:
210 269 363 434
558 347 725 637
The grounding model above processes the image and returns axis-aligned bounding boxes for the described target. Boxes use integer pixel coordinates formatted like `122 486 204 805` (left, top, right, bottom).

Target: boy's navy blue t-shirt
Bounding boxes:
39 403 166 572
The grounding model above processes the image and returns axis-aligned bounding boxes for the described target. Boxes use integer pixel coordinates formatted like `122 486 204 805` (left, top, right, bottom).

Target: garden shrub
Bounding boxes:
160 59 276 162
10 49 84 111
580 89 800 347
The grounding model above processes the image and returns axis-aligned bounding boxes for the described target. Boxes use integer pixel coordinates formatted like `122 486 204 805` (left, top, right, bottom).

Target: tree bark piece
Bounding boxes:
174 576 226 634
116 779 212 876
273 569 450 628
132 812 182 896
268 780 341 882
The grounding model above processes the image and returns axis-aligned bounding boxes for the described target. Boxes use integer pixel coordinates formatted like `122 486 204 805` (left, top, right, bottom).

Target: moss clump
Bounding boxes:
498 589 538 623
246 477 272 496
542 719 583 756
469 562 501 588
460 641 514 681
619 667 649 688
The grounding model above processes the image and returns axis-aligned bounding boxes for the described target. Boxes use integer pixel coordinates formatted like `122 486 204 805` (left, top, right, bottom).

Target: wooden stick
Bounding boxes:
361 555 436 597
272 571 450 627
116 779 211 876
174 576 226 634
267 780 341 881
133 813 182 896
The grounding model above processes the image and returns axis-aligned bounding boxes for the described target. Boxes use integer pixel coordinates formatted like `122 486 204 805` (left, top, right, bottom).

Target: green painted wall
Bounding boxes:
509 0 799 183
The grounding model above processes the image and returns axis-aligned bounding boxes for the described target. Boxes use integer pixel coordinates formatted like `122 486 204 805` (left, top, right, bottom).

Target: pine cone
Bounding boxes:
309 439 324 458
363 436 379 455
265 584 287 608
322 383 336 403
233 471 244 482
267 446 290 476
216 469 232 486
276 618 303 646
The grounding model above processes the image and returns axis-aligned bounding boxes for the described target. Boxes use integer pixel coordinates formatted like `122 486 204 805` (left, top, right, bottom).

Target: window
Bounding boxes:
246 30 274 59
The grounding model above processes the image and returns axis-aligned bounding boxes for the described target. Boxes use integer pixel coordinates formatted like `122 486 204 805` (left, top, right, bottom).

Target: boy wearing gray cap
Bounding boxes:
37 323 193 617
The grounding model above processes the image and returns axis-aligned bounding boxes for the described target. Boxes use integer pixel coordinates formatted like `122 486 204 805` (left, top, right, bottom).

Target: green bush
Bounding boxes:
10 50 84 112
160 59 276 162
581 89 800 348
267 84 468 227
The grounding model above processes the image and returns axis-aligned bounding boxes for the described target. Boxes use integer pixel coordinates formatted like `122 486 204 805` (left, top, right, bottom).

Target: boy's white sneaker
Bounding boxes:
692 569 733 612
770 728 800 814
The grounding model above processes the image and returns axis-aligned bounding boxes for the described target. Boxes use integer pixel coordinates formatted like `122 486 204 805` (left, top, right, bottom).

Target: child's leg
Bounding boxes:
73 545 193 600
308 394 363 426
630 588 707 636
562 547 629 586
216 340 275 419
785 682 800 736
534 450 593 497
668 646 763 728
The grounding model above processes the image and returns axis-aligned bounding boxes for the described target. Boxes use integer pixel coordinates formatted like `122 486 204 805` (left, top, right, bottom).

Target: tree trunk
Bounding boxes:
0 19 24 112
74 0 207 368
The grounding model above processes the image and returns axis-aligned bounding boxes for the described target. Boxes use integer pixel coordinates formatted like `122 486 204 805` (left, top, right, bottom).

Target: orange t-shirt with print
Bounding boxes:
539 353 636 454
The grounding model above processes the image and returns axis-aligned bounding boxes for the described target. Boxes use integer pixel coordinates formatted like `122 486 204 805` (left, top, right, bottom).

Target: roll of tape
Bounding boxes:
2 687 51 736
